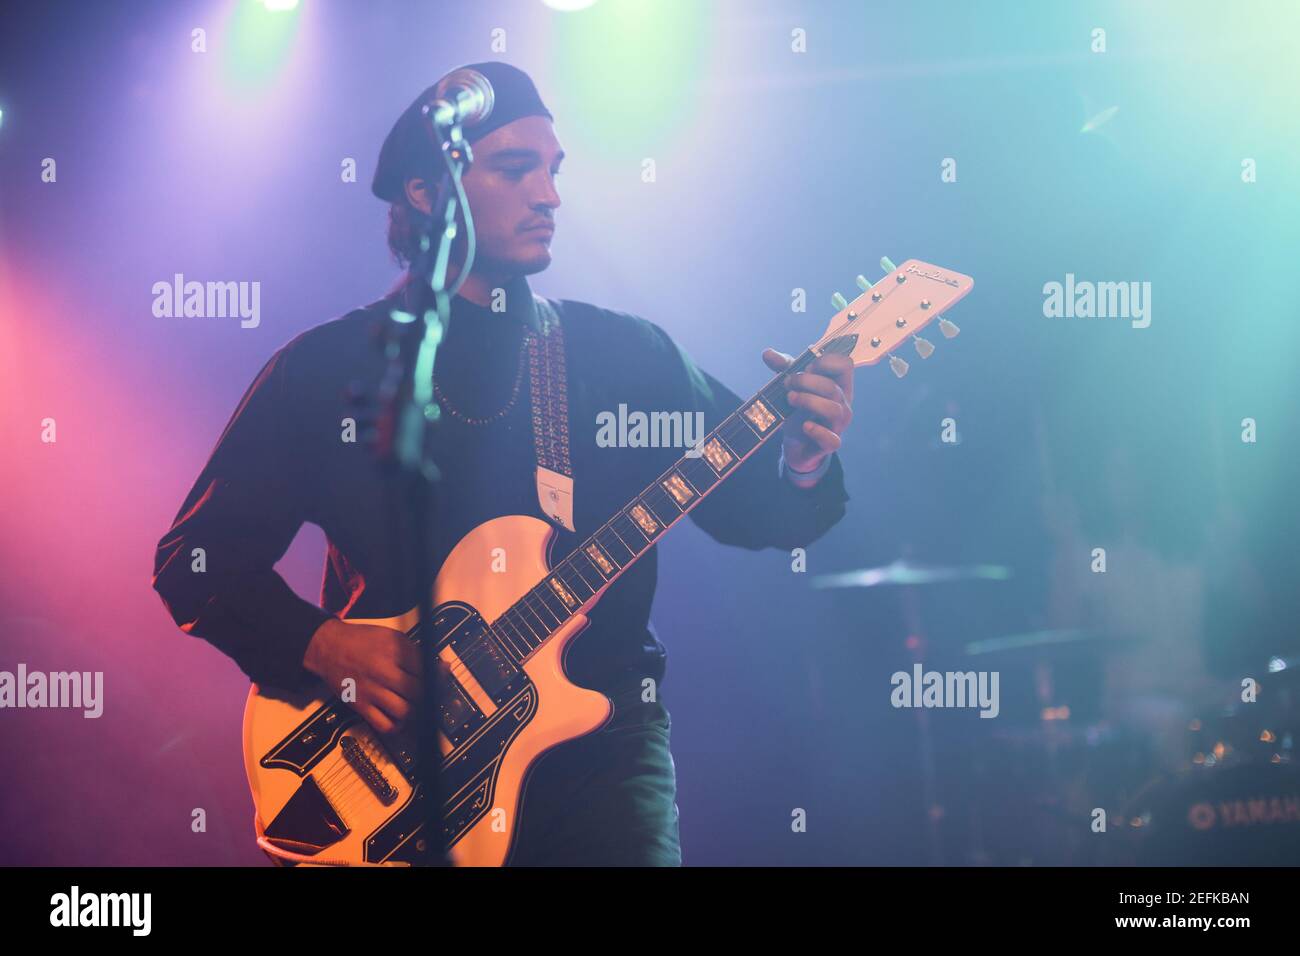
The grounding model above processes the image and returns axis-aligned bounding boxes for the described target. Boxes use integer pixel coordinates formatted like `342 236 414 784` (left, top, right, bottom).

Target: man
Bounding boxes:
152 62 853 866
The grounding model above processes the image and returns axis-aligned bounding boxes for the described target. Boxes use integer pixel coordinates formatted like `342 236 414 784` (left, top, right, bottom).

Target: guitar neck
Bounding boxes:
486 342 841 660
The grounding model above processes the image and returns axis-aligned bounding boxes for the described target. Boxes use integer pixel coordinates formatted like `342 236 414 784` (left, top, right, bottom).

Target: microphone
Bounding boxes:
426 68 495 128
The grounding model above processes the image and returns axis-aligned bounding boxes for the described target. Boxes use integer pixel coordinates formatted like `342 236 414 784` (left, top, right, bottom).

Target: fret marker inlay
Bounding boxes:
585 543 614 576
662 472 696 506
701 437 734 472
743 400 778 432
630 503 660 535
548 577 579 610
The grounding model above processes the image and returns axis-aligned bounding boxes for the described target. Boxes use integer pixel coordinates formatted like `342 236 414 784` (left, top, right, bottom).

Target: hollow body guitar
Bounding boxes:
242 258 974 866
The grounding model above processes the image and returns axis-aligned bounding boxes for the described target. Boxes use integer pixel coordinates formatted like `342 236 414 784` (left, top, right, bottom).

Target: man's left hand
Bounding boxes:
761 348 855 474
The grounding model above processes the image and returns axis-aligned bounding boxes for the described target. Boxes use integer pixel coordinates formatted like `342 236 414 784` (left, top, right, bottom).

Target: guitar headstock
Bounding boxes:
815 258 974 377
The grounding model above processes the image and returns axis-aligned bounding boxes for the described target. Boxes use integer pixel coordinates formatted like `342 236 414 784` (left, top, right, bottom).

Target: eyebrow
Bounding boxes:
487 148 566 165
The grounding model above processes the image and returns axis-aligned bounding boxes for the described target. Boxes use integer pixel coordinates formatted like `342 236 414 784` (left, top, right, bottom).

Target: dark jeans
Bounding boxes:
506 683 682 866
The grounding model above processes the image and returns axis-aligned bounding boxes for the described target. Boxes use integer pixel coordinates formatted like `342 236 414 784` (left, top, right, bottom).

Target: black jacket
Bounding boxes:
151 274 850 696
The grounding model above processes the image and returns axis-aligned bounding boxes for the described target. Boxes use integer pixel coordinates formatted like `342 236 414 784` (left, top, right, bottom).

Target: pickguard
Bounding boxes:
369 683 539 863
259 600 543 863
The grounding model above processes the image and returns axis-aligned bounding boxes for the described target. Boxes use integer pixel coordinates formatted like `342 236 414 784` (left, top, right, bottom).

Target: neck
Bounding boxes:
445 260 516 308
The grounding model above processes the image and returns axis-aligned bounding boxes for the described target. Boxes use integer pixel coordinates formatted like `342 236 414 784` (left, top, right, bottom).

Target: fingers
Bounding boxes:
762 348 794 372
387 629 424 678
766 349 854 406
763 346 852 449
800 420 843 454
808 353 855 403
810 352 854 374
370 653 452 734
785 357 852 433
373 682 411 719
379 663 424 702
365 681 414 731
360 704 396 736
785 371 846 403
375 655 446 728
787 389 851 431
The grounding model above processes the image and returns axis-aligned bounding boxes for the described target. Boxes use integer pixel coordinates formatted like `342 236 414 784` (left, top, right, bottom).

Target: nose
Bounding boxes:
534 171 561 212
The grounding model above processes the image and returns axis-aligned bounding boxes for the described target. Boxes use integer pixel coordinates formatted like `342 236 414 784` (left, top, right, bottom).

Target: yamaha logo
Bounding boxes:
1184 794 1300 830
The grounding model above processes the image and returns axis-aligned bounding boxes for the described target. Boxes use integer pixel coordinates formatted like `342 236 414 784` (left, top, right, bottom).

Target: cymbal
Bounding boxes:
811 559 1012 590
963 629 1104 656
1268 654 1299 676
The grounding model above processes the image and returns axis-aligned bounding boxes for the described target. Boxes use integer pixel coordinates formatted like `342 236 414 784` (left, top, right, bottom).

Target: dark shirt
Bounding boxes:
151 274 850 697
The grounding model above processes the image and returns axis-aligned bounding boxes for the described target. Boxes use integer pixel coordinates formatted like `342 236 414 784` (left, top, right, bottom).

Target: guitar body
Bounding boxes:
243 514 613 866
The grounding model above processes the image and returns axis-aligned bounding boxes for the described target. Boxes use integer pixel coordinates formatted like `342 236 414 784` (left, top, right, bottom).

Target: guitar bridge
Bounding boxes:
340 735 399 805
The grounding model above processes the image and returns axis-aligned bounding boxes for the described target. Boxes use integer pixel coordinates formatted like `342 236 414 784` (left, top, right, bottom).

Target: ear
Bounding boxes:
404 177 432 216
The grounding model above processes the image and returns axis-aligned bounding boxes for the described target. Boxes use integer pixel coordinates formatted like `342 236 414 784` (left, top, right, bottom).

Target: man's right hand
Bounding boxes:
302 618 425 735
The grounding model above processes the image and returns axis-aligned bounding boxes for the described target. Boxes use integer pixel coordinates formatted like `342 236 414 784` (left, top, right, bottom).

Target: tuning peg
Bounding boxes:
880 256 898 274
913 336 934 359
856 274 873 291
831 292 848 311
938 316 960 338
889 355 909 378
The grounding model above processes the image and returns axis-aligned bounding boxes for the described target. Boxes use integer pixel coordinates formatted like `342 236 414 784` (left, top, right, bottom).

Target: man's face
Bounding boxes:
408 115 564 277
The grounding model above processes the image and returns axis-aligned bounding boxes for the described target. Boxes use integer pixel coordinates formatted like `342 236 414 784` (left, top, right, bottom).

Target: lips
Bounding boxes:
521 221 555 235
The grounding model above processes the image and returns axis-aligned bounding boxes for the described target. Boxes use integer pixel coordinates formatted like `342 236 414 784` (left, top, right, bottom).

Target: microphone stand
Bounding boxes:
372 110 478 868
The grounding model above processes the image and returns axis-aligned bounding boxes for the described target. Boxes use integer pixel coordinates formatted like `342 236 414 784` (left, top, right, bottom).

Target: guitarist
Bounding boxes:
151 62 854 866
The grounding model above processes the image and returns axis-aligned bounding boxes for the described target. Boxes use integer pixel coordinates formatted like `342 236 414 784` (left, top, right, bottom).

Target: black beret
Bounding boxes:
372 61 553 203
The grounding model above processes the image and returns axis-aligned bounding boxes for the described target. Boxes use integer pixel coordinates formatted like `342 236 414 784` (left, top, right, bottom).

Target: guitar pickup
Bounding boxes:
460 633 520 700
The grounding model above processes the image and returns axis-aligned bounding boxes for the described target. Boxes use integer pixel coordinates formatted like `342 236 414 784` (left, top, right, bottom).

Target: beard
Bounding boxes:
472 239 552 278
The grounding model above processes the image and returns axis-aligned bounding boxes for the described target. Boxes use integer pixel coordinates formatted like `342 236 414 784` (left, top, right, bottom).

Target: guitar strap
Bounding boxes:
527 296 575 532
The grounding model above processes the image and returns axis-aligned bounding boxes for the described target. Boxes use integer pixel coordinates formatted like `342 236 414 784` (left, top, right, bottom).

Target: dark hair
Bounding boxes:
386 198 432 267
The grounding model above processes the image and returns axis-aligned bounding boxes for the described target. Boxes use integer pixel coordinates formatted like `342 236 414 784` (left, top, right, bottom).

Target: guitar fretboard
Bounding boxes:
484 340 847 661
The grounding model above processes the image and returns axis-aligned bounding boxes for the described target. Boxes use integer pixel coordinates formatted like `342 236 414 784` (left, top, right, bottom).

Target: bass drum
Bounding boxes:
1105 761 1300 865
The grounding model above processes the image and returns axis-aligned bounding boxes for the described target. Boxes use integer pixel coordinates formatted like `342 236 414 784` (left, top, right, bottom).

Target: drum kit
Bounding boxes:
1105 656 1299 866
812 561 1300 866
